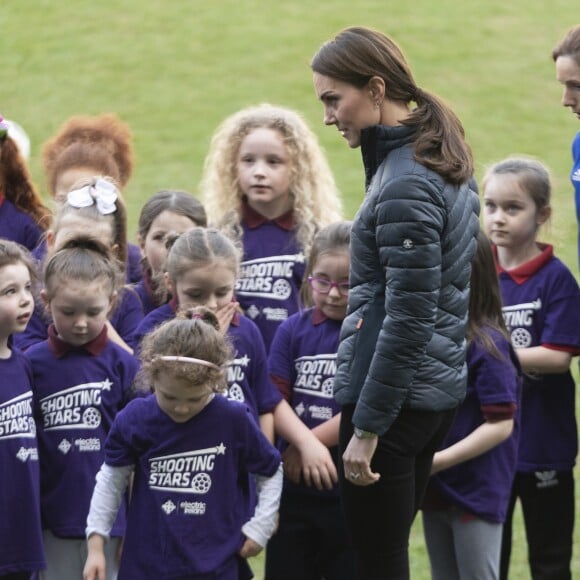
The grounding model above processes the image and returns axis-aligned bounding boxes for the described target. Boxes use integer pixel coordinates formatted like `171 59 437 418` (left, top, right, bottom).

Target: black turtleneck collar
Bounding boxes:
360 124 416 189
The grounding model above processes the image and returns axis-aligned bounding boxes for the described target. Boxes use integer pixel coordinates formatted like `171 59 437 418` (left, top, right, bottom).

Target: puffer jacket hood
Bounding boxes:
334 124 480 435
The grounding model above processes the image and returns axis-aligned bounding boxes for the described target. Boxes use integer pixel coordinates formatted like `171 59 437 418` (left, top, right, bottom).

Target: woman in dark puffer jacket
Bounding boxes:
312 26 480 579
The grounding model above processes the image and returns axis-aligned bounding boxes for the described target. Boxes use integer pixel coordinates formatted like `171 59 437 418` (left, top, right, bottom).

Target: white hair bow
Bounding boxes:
66 179 118 215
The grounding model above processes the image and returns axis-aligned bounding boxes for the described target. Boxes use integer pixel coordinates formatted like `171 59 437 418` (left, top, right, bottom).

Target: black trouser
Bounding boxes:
500 470 575 580
265 492 355 580
339 404 456 580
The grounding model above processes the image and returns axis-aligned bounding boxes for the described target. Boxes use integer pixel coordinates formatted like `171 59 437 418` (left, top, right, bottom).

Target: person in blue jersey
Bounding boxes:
553 24 580 271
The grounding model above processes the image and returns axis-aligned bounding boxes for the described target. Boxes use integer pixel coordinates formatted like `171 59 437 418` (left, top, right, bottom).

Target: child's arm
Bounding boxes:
239 463 283 558
259 411 275 443
83 463 133 580
273 400 338 490
282 414 340 483
430 418 514 475
515 346 572 375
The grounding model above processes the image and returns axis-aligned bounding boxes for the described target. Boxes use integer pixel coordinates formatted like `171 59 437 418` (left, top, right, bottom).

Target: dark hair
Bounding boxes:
0 136 50 229
301 221 352 306
137 190 207 240
552 25 580 65
311 26 474 184
43 235 123 304
0 239 37 281
42 113 134 196
468 231 509 357
139 307 232 393
482 157 551 212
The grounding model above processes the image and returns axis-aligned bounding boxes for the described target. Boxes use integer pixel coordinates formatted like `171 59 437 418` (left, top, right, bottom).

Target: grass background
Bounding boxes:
2 1 578 577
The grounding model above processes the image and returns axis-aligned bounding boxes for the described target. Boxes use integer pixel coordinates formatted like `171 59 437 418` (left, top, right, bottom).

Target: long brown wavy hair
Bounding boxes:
311 26 474 185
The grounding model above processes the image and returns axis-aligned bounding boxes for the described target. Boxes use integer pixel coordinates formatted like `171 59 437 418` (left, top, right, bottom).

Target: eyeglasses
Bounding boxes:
307 276 350 296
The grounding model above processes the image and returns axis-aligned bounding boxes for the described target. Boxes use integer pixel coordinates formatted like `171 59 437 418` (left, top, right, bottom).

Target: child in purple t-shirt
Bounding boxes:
200 104 343 351
266 221 356 580
133 189 207 315
421 232 522 580
26 236 139 580
16 177 143 353
41 112 143 284
483 157 580 580
84 310 282 580
0 116 50 252
0 240 45 579
135 227 338 489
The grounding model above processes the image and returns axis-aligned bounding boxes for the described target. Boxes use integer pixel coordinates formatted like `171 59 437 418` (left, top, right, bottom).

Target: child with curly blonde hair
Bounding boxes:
200 104 342 350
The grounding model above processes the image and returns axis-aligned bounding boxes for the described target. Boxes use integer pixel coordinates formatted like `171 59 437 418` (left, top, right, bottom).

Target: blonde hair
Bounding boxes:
200 104 343 255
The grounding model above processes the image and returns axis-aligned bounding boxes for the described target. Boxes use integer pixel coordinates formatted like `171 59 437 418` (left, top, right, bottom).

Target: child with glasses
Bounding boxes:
265 221 356 580
200 104 343 352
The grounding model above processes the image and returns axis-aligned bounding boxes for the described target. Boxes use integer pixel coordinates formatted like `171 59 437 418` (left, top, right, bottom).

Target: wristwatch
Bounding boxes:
354 427 377 439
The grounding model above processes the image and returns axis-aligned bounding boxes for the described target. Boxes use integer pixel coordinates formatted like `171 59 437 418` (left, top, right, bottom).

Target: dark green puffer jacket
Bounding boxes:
334 124 480 436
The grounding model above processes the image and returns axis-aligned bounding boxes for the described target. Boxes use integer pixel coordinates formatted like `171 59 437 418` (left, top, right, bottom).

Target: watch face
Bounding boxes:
354 427 376 439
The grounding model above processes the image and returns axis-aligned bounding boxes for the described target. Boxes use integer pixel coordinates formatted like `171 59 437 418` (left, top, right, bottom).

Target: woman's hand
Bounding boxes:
238 536 263 559
342 434 380 486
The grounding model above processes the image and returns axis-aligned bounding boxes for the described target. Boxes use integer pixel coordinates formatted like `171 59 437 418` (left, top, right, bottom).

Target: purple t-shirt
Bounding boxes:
268 307 342 496
0 349 45 574
106 393 280 579
235 212 306 352
0 198 43 252
425 328 521 522
14 285 144 351
135 304 281 419
26 330 139 537
497 245 580 471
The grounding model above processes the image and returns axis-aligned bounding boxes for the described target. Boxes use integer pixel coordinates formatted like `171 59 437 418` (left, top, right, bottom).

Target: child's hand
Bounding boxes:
83 534 107 580
238 536 263 559
299 437 338 490
215 302 238 335
281 444 302 484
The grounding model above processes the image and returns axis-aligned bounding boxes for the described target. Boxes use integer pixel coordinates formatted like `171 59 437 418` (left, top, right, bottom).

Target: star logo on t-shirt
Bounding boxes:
161 500 176 515
216 443 226 455
295 253 305 263
101 378 113 391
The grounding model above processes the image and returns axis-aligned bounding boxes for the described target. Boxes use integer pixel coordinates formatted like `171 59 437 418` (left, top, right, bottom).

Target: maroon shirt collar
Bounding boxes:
242 201 295 231
312 307 328 326
47 324 108 358
493 243 554 285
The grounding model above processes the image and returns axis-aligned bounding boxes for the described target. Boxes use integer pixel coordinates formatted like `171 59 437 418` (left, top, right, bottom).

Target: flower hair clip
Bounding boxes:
66 178 118 215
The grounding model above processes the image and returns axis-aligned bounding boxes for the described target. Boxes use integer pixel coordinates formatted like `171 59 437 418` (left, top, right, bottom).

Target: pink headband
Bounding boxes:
156 355 220 370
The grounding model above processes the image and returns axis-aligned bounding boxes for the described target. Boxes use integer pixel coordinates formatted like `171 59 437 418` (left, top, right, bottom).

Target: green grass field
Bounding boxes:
2 1 579 577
